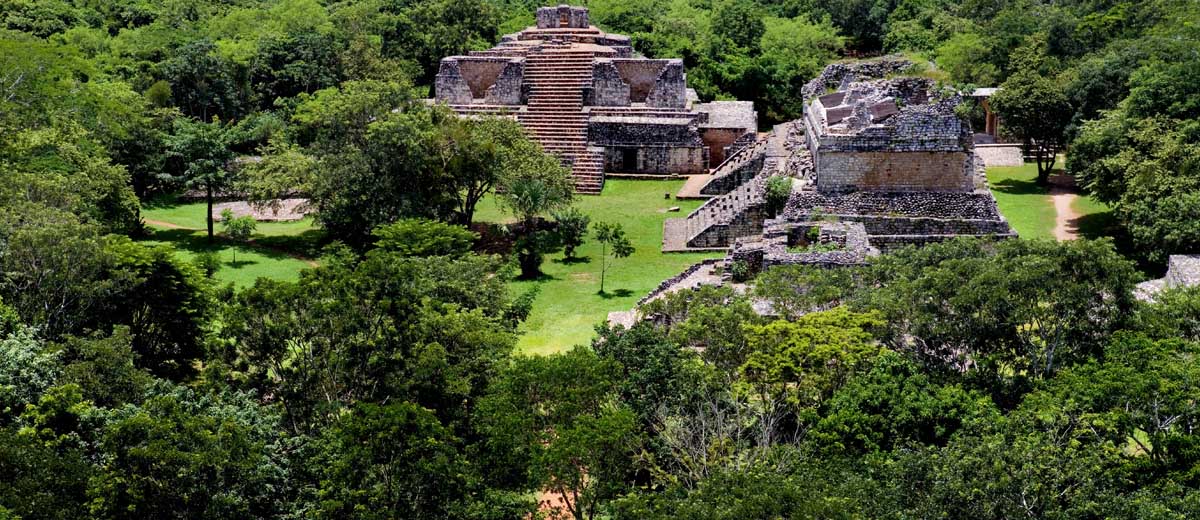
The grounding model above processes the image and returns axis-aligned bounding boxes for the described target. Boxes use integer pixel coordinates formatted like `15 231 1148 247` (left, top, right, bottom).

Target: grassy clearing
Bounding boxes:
986 163 1057 241
140 200 320 288
1070 193 1122 240
475 179 721 355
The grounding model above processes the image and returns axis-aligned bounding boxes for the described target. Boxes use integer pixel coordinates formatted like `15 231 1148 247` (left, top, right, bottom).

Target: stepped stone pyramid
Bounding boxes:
431 5 757 194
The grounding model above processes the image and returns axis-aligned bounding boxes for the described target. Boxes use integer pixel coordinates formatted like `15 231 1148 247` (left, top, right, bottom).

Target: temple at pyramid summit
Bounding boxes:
432 5 759 194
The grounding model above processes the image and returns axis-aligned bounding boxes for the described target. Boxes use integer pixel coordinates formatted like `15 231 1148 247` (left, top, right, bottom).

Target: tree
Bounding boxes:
160 40 244 121
553 208 591 261
990 70 1073 184
593 221 634 294
712 1 765 51
220 209 257 263
496 150 574 279
371 219 477 257
315 401 468 519
166 118 234 241
88 387 287 520
763 176 792 218
478 347 639 520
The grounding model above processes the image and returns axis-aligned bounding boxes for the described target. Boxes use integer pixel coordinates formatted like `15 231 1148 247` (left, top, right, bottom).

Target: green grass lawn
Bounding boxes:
1070 193 1122 240
140 200 320 288
475 179 721 355
986 163 1057 240
986 162 1121 242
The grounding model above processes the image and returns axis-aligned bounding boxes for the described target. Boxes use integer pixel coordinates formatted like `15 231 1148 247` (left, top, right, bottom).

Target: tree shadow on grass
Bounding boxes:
141 194 187 210
517 272 561 282
552 256 591 265
226 259 258 269
145 228 297 262
252 229 328 258
596 289 634 299
991 176 1050 196
1071 210 1121 241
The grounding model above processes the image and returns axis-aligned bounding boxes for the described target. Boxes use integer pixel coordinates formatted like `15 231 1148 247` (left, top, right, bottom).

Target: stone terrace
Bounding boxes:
432 5 757 194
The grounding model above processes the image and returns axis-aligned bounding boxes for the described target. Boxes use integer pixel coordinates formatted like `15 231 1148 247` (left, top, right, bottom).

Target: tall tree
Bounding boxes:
165 118 234 241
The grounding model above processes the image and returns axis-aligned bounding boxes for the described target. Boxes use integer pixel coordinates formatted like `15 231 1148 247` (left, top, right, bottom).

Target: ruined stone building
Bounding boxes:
664 58 1014 256
432 5 758 193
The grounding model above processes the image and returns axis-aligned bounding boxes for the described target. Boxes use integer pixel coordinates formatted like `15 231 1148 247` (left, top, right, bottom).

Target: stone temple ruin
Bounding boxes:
664 58 1015 256
616 59 1017 322
432 5 758 194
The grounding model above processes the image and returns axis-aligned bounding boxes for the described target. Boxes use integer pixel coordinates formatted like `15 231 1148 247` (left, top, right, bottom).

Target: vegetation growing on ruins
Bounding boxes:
2 0 1200 518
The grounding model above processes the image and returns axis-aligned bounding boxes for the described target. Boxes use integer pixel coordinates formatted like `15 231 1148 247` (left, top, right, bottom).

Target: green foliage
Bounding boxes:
371 218 477 257
741 307 884 410
763 175 792 218
315 401 467 519
991 69 1073 182
479 347 639 520
0 327 60 422
593 221 635 294
220 209 257 263
165 118 235 239
553 207 591 260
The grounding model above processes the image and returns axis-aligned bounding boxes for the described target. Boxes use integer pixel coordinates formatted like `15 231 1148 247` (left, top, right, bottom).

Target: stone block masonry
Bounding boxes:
431 6 757 192
816 151 972 192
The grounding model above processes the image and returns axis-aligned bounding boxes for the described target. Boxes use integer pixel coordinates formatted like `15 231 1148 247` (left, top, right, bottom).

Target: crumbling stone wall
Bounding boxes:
587 60 630 106
801 57 914 101
610 60 684 106
435 57 525 104
484 60 524 104
700 128 745 165
647 61 687 108
434 59 472 104
537 5 589 28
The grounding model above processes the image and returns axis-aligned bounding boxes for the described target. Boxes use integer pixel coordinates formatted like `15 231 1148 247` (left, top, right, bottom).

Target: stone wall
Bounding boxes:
587 60 631 106
434 59 472 104
605 59 686 107
975 144 1023 167
434 57 524 104
784 190 1005 220
485 60 524 104
602 145 707 174
815 150 973 192
700 128 745 165
537 5 589 28
647 61 687 108
801 57 913 101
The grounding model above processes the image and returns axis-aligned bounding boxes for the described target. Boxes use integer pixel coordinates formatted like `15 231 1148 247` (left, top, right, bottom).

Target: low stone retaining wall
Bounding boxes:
975 144 1024 167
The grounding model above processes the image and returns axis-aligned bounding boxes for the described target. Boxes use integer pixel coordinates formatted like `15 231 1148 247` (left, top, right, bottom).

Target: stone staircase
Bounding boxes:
519 47 605 194
699 136 769 195
681 171 771 248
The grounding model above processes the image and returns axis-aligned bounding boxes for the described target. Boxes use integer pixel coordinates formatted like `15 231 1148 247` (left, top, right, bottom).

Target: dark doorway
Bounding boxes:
622 148 638 172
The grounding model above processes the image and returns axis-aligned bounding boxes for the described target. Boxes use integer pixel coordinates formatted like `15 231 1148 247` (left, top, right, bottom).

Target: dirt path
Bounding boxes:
142 219 319 267
143 218 187 229
1048 174 1081 241
1051 190 1080 241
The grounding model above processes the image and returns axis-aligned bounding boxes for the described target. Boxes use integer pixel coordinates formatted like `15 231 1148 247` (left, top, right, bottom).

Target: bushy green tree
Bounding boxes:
165 118 234 240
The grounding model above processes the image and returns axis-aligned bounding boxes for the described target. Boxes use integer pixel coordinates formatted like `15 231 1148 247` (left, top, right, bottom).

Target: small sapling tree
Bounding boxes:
220 209 257 263
593 221 634 294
